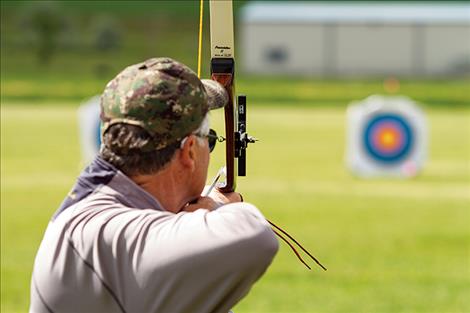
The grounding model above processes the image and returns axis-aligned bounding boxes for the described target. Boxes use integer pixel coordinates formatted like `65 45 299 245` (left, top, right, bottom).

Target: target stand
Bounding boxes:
345 95 427 178
78 95 102 164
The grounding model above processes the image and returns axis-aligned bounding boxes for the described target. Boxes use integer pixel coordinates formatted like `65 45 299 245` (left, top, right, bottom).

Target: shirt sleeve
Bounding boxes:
101 202 279 313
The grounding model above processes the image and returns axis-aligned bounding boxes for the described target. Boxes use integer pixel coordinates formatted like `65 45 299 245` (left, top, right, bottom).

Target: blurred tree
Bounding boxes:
91 15 121 52
21 1 64 65
90 15 122 78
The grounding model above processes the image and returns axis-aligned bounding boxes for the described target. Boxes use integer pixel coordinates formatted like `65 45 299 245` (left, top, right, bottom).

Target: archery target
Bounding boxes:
78 95 102 164
363 114 413 163
346 95 427 178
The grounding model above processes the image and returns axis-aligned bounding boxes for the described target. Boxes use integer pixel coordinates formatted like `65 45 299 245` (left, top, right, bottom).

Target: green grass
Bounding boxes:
2 76 470 107
2 103 469 313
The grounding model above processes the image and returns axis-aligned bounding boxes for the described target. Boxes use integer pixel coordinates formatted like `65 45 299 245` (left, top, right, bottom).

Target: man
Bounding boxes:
30 57 278 313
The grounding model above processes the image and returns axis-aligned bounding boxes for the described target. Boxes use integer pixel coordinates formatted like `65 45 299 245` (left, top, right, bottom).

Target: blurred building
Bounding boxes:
240 2 470 77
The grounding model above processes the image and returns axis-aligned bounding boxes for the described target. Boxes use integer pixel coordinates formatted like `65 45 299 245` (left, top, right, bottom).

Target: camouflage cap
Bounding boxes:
100 57 227 150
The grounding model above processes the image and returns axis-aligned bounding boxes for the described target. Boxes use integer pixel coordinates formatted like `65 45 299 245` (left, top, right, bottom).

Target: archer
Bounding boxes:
30 57 278 313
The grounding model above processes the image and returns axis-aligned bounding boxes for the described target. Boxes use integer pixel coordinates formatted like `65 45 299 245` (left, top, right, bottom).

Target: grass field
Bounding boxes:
1 100 469 313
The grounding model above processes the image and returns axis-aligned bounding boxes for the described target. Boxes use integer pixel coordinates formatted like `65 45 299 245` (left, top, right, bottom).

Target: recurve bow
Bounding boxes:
207 0 326 272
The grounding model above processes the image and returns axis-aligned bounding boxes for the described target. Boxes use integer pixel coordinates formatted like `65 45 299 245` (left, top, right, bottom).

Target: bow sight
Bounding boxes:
236 95 257 176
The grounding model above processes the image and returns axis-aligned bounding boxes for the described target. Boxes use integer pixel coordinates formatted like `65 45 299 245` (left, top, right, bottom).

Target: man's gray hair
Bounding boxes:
182 114 210 148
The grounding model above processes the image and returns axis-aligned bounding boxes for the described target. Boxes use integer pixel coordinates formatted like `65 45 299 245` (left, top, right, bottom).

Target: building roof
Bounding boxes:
241 2 470 24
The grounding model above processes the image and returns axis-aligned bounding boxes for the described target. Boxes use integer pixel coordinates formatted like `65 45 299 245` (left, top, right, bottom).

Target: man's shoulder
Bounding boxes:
49 190 169 246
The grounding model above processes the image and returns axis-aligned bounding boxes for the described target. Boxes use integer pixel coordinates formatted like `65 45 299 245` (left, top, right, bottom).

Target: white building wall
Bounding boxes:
424 25 470 75
241 23 324 75
335 24 415 76
239 2 470 77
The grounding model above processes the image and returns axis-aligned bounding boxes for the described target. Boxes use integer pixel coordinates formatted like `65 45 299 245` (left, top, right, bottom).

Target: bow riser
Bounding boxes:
211 59 237 192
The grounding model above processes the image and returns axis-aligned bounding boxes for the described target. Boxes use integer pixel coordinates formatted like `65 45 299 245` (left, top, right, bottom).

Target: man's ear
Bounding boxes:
179 136 197 170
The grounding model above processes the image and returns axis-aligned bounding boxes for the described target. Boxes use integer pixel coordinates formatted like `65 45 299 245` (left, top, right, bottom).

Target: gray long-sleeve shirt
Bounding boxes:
30 157 278 313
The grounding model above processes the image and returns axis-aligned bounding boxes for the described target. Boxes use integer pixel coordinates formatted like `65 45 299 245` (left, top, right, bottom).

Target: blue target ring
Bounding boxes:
363 114 413 164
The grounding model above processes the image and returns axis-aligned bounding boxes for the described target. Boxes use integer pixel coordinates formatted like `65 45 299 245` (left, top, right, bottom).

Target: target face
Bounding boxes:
363 114 413 164
78 96 102 163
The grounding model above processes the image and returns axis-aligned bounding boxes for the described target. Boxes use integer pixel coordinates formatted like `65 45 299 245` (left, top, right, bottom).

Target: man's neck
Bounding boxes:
130 165 194 213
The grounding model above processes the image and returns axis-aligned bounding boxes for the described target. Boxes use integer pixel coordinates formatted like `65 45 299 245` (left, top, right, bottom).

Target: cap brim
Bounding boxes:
201 79 228 110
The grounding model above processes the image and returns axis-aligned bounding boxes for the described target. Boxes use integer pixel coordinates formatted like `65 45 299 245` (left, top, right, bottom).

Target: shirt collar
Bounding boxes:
104 159 165 212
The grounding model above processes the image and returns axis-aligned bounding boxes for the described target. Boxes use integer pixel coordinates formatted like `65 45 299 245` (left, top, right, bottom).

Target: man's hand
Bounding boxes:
206 188 242 204
181 188 242 212
182 196 219 212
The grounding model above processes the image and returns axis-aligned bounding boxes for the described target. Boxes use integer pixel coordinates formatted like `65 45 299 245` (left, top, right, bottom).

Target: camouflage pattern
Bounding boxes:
100 57 227 150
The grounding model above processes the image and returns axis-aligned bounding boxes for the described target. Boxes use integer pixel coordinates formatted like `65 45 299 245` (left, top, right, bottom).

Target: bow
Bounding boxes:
205 0 326 271
208 0 255 192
